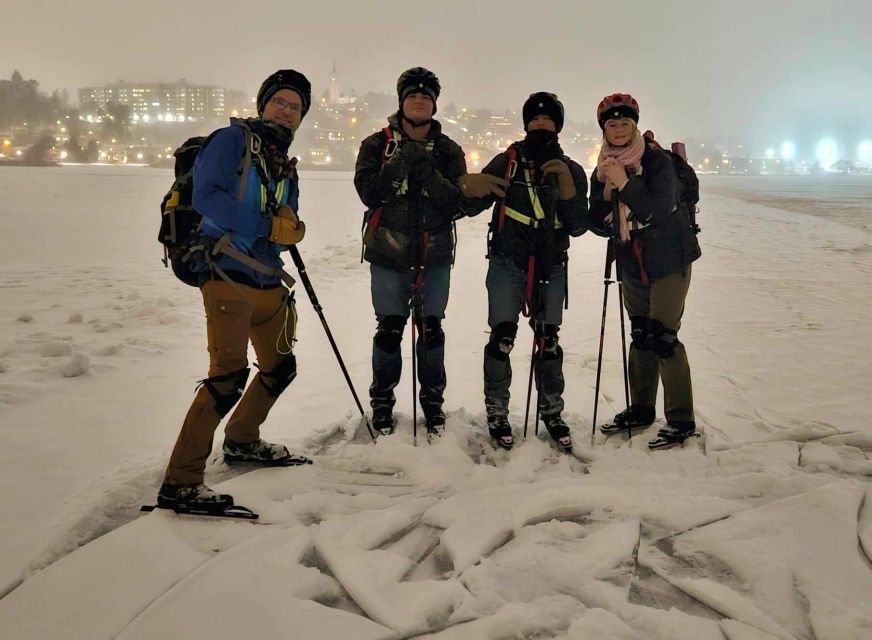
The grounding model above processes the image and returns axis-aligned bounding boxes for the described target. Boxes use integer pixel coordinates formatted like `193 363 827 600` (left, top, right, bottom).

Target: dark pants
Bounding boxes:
621 266 694 423
484 256 566 418
369 263 450 416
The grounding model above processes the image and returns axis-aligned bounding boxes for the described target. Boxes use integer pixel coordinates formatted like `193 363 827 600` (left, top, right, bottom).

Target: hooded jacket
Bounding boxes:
192 118 298 287
589 144 701 282
465 134 589 271
354 114 467 272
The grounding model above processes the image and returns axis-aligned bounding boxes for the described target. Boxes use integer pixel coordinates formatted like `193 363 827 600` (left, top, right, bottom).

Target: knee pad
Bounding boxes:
629 315 651 351
485 321 518 361
374 315 406 353
198 367 250 418
649 319 680 359
540 324 562 361
415 316 445 349
257 355 297 398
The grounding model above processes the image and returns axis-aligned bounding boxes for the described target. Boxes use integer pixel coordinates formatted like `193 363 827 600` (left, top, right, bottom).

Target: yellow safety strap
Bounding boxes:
255 155 287 211
503 166 563 229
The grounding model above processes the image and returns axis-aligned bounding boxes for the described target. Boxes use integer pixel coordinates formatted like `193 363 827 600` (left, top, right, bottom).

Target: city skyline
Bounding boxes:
3 0 871 148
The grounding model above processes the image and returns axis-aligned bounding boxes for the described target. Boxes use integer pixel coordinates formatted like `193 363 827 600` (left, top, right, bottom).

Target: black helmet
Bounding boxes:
396 67 441 115
522 92 565 133
257 69 312 118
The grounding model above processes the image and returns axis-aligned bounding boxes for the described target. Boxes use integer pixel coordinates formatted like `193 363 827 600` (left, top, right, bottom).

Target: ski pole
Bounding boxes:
612 197 632 443
411 312 418 447
522 326 538 441
591 239 614 447
288 246 375 441
410 282 425 447
534 327 545 437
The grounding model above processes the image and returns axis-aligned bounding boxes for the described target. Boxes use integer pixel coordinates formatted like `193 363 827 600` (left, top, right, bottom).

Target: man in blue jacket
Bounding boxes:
158 70 313 513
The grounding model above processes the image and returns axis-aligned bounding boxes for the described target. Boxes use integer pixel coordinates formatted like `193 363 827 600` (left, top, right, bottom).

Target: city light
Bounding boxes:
780 140 797 161
765 147 775 158
858 140 872 166
815 137 839 171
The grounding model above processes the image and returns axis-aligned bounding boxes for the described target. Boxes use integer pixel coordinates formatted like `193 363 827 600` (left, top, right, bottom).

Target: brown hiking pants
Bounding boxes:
164 280 297 486
621 266 694 424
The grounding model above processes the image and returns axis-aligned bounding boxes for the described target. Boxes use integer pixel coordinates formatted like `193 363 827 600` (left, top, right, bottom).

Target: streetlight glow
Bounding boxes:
857 140 872 166
815 138 839 171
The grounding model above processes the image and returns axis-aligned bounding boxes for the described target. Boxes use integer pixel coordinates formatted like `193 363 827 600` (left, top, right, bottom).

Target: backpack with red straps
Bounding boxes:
643 130 700 234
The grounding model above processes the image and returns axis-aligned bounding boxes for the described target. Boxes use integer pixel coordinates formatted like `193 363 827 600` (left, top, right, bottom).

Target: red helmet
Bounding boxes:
597 93 640 129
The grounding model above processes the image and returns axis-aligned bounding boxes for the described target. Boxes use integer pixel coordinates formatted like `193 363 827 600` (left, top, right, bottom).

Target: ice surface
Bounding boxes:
2 167 872 637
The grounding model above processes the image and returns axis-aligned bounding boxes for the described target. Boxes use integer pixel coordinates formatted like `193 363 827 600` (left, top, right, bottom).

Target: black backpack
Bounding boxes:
158 123 264 286
643 130 700 233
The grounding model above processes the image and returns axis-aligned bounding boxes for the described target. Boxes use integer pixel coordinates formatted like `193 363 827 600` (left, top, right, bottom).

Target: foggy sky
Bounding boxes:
4 0 871 153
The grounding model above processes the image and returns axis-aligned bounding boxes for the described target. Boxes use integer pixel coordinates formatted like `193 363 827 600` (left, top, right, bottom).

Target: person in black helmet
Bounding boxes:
157 69 314 513
463 92 589 452
354 67 504 439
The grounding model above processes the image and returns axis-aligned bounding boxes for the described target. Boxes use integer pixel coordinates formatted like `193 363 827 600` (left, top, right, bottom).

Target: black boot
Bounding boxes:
648 421 696 450
600 405 655 434
425 408 446 440
373 407 395 436
487 414 514 450
542 414 572 453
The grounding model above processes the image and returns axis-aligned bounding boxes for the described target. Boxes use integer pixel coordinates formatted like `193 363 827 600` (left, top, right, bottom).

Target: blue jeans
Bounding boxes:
484 256 567 417
369 264 450 415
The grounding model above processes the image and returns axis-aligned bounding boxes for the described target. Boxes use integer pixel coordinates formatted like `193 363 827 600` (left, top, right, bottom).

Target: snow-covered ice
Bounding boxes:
1 166 871 638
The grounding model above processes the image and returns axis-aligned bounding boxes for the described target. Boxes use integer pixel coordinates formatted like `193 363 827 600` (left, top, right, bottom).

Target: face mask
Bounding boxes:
524 129 561 165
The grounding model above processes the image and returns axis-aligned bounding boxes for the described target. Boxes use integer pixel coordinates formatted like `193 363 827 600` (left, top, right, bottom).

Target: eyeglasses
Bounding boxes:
270 96 303 113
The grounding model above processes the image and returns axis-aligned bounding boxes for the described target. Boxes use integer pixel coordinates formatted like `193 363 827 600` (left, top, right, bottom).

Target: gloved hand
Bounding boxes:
540 159 577 200
600 158 629 190
458 173 508 198
276 204 299 223
396 140 430 165
269 216 306 245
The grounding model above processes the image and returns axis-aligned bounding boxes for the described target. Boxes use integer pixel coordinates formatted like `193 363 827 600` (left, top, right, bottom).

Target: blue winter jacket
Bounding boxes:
191 120 299 287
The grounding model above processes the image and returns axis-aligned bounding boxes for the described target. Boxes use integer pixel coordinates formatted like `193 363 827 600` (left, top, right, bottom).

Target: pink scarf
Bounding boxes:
596 132 645 242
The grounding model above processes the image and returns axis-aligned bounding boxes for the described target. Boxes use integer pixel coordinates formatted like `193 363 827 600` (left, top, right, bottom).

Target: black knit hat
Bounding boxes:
523 92 564 133
396 67 441 115
257 69 312 118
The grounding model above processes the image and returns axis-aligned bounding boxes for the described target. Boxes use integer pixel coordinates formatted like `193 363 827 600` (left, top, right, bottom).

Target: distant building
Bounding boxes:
224 89 254 119
78 79 229 123
325 62 358 106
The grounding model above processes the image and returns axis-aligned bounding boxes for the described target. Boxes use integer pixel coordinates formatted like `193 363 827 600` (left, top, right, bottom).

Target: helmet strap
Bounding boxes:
402 114 432 129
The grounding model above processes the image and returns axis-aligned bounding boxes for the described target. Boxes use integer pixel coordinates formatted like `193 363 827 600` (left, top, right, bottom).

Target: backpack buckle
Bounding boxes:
507 159 518 180
250 134 262 156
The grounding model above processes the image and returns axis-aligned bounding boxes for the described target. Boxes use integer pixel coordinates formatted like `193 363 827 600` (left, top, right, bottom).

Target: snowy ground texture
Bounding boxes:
1 167 871 639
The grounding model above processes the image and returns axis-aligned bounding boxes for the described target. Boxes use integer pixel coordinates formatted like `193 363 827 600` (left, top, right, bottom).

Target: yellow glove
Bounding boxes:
269 216 306 245
277 204 298 222
540 159 577 200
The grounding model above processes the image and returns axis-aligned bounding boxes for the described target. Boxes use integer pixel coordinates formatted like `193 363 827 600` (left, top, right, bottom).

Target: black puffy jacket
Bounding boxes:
354 114 467 272
589 145 701 282
465 141 589 271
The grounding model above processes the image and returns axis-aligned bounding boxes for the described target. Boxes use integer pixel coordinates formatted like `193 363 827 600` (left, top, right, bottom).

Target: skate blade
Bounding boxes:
224 454 312 467
600 423 652 435
648 433 698 451
142 504 259 520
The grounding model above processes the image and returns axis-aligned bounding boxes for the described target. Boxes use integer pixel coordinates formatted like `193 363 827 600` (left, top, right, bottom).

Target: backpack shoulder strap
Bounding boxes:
235 124 262 202
496 144 519 233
